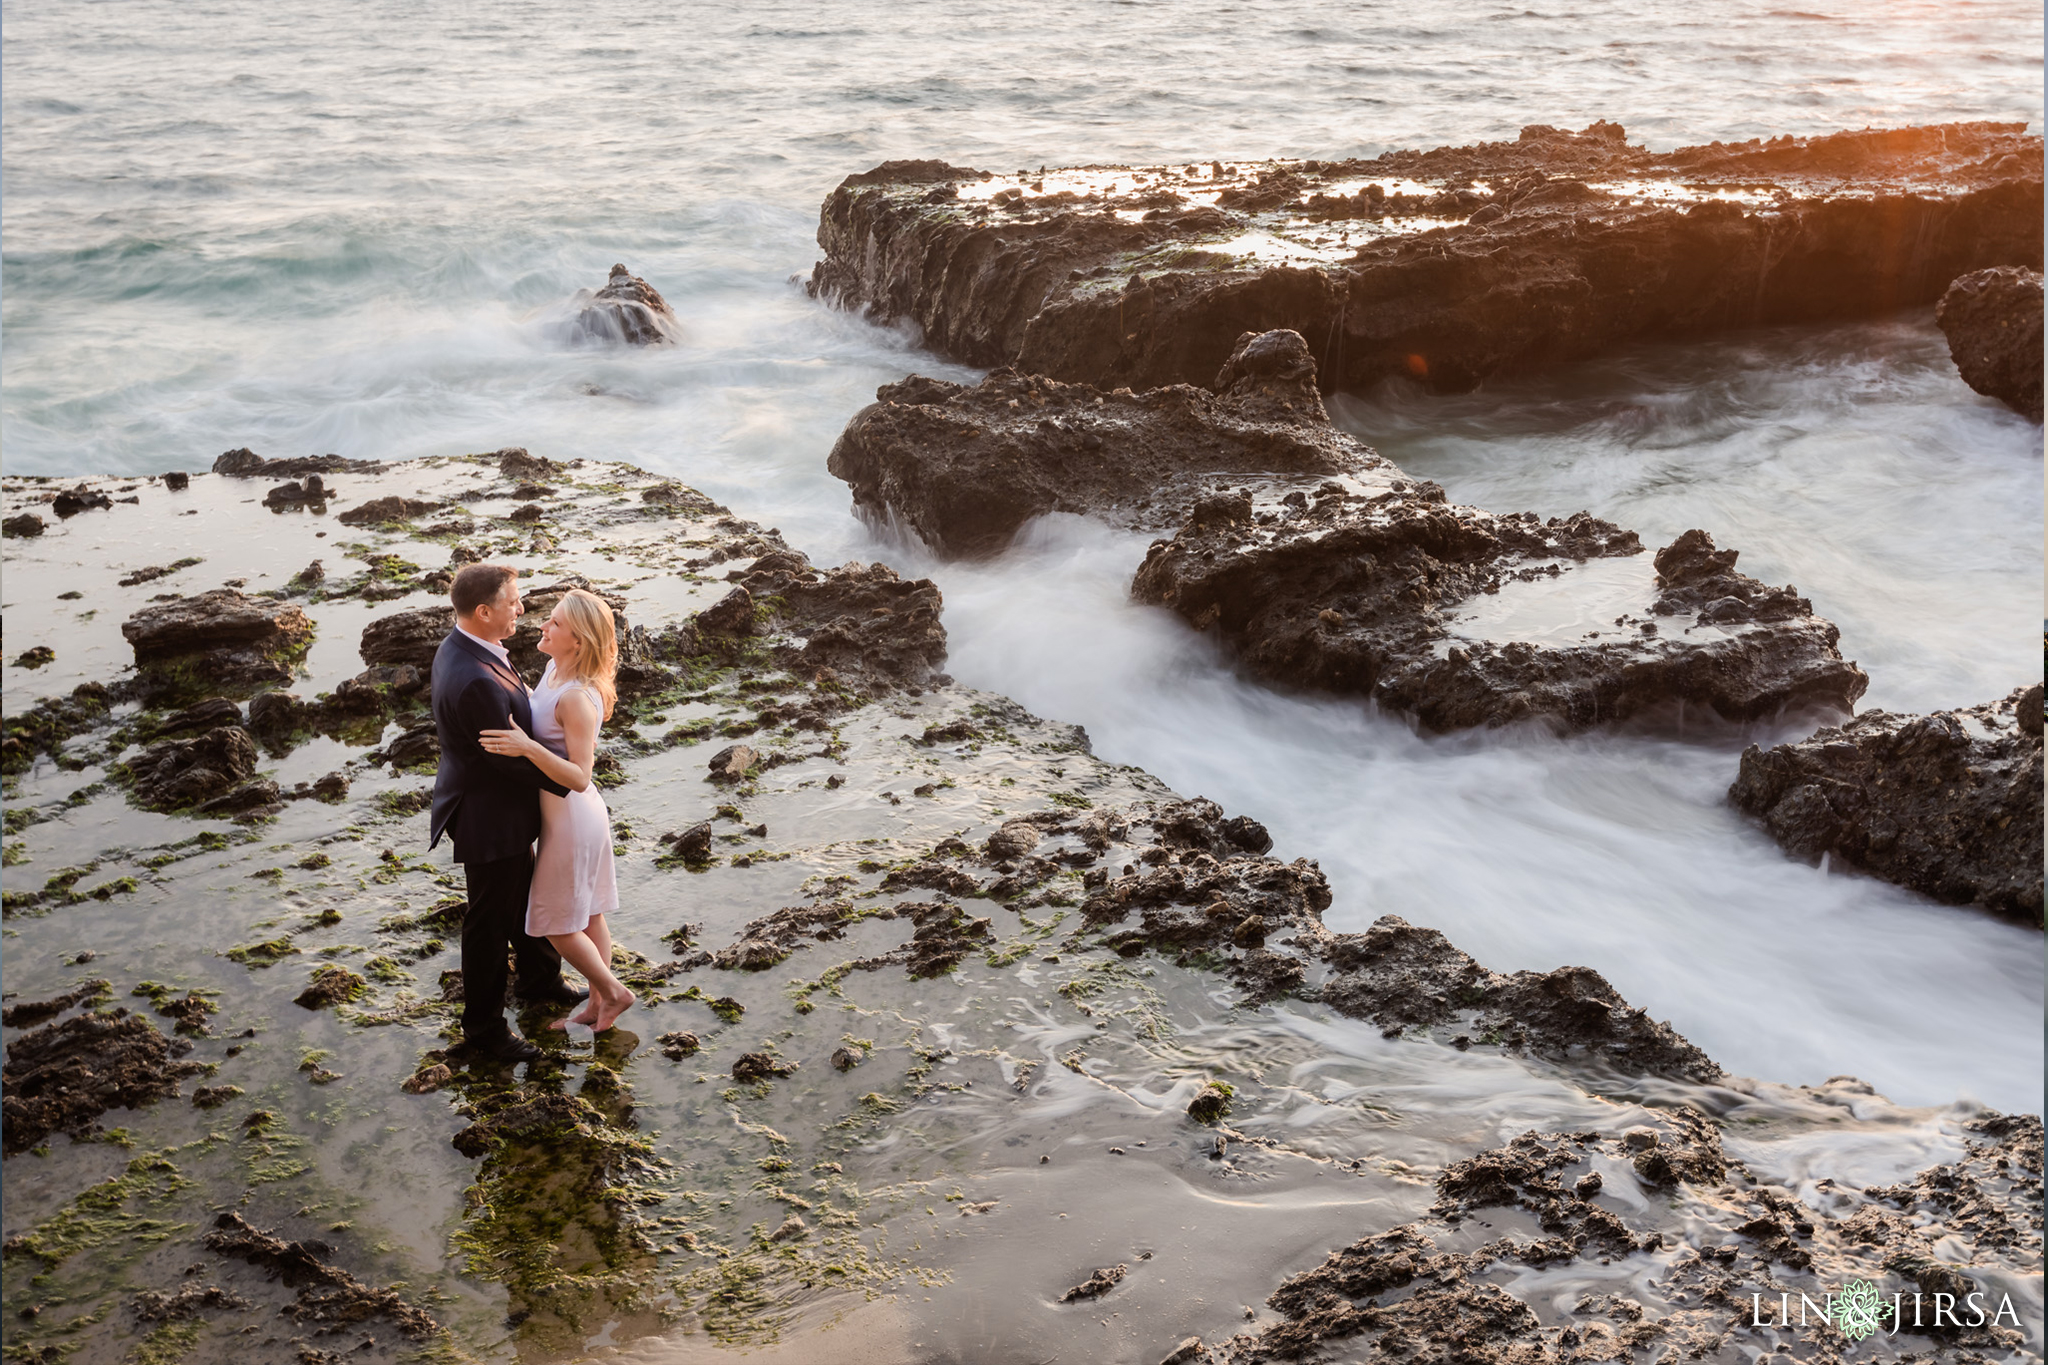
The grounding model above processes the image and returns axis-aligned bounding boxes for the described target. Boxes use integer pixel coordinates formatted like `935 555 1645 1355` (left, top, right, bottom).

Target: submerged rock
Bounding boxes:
1 1010 206 1155
572 264 680 346
1937 265 2043 421
205 1211 439 1338
1730 685 2044 926
812 122 2044 392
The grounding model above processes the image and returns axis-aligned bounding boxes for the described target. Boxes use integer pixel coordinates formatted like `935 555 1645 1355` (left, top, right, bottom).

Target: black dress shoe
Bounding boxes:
457 1032 541 1064
517 979 590 1007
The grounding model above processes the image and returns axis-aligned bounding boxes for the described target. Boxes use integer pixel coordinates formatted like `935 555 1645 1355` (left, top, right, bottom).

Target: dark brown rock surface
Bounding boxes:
1936 265 2043 420
827 329 1367 555
1730 685 2044 926
1129 471 1865 733
1 1010 206 1155
812 122 2043 393
122 587 314 692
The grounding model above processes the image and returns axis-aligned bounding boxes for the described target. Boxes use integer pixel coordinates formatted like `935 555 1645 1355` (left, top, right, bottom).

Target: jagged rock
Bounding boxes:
826 331 1360 554
0 980 111 1029
150 697 243 738
401 1064 453 1095
657 1032 701 1061
122 588 314 692
132 1284 250 1321
246 690 311 733
707 745 758 781
53 486 112 517
1059 1263 1127 1302
1320 915 1723 1082
360 605 456 671
1133 468 1867 733
161 471 190 490
3 512 45 537
263 474 328 507
1937 266 2043 420
212 448 378 478
830 1045 863 1070
1730 685 2044 926
375 723 439 770
749 558 948 689
1 1011 206 1155
293 965 367 1010
194 778 281 816
812 123 2043 393
204 1211 438 1338
126 725 259 811
694 585 756 635
985 819 1043 860
336 495 443 526
572 264 681 346
1187 1082 1233 1123
731 1052 795 1082
662 822 715 862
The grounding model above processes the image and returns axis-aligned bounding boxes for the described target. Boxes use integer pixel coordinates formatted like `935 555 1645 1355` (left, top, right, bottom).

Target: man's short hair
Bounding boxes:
451 564 518 617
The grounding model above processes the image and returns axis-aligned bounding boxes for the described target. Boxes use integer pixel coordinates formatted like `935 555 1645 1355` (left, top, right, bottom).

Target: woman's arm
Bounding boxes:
478 689 599 792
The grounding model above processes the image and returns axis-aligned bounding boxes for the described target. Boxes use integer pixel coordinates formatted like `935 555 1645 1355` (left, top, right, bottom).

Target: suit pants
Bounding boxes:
459 850 564 1043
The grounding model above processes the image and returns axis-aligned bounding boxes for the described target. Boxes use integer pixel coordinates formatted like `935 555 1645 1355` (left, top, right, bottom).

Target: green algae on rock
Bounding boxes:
2 455 2038 1364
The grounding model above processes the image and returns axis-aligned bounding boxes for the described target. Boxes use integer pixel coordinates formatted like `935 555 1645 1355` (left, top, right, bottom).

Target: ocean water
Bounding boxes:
3 0 2043 1112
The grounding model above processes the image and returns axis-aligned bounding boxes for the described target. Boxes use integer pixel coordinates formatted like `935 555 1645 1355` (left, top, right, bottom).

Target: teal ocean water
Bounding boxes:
2 0 2042 1109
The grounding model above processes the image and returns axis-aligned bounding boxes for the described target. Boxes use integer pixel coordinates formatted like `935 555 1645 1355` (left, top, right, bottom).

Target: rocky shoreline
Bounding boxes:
1 456 2039 1362
808 122 2044 397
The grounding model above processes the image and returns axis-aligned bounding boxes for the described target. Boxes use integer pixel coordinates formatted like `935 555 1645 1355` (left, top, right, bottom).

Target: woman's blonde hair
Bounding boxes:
553 588 618 721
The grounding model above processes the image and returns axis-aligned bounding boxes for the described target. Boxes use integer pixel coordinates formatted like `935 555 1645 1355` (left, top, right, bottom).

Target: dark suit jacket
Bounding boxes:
429 629 567 864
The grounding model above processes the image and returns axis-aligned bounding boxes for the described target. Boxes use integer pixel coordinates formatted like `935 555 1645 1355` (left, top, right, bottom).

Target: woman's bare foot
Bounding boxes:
549 998 602 1031
590 987 636 1032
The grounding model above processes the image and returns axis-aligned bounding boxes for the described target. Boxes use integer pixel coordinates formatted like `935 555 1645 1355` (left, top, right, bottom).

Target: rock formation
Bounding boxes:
1730 684 2044 927
1936 265 2043 421
121 587 315 693
827 329 1362 555
834 328 1867 732
811 122 2043 393
571 264 680 346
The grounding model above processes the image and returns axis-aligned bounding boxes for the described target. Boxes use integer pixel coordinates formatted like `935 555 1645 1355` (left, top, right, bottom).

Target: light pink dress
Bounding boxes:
525 662 619 936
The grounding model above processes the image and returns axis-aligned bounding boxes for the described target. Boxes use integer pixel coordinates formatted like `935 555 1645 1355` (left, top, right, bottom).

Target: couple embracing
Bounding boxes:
427 564 639 1063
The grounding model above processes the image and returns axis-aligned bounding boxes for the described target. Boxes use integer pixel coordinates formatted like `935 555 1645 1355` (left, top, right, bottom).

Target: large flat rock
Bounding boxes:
810 121 2043 393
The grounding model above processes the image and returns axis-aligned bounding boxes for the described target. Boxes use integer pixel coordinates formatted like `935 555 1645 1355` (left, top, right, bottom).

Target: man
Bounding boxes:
429 564 587 1063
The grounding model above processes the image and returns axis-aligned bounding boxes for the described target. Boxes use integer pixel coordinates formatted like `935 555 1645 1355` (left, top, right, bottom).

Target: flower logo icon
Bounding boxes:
1832 1280 1896 1342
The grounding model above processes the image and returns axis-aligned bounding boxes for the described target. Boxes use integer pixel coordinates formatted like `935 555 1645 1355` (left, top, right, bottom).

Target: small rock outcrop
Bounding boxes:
1123 372 1864 730
212 447 378 478
1936 266 2043 421
1730 685 2044 927
121 588 314 692
572 264 680 346
827 329 1360 555
124 724 261 811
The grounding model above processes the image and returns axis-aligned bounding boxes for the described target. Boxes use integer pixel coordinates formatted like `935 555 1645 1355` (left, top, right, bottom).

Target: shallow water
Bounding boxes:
3 0 2042 1123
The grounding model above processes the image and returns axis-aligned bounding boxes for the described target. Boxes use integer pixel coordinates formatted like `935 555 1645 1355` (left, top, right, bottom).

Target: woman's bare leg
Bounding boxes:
546 928 633 1031
565 915 616 1026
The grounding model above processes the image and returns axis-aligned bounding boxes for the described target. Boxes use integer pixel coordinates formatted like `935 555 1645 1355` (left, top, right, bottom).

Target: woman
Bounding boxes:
478 588 635 1032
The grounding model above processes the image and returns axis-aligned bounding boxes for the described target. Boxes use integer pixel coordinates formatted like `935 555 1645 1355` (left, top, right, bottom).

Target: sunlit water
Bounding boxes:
3 0 2041 1112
